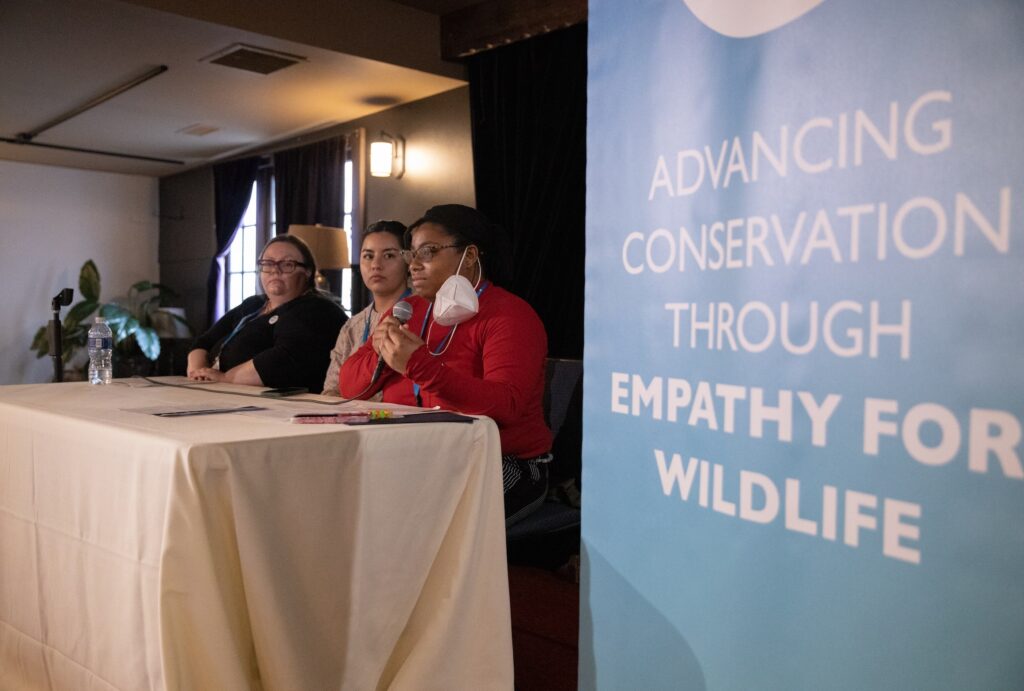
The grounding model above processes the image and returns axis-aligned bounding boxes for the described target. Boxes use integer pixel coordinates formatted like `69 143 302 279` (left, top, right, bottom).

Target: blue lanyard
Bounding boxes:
362 309 373 345
219 301 266 352
362 289 412 344
412 282 488 405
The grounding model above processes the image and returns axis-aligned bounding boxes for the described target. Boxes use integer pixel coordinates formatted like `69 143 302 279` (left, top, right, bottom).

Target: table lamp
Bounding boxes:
287 224 350 293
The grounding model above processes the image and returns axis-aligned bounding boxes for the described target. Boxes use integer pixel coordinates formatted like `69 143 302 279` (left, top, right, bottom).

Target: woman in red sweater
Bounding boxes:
339 204 551 525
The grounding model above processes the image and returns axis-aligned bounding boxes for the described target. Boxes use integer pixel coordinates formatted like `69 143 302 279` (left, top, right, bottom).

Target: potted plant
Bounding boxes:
31 260 192 378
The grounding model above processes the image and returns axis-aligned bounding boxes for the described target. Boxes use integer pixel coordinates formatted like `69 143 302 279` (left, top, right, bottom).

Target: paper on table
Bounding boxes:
127 405 267 417
115 376 218 388
244 400 427 422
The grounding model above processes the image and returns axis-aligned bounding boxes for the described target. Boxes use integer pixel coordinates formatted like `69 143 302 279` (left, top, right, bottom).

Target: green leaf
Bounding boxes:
100 302 131 323
100 302 130 317
137 294 163 322
123 316 140 339
79 260 101 302
108 316 140 345
134 327 161 360
151 283 181 301
31 326 49 358
63 324 89 356
165 311 193 333
66 299 99 329
99 304 134 341
61 342 76 363
131 280 154 293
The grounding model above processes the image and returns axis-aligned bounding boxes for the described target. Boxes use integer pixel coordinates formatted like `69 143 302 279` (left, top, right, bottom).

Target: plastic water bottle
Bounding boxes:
87 317 113 385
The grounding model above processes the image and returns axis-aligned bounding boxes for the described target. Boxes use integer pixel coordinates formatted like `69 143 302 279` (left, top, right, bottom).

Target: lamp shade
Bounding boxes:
370 141 393 177
286 224 350 270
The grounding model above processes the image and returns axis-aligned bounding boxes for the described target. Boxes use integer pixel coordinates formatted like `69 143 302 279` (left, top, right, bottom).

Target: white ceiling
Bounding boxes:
0 0 469 177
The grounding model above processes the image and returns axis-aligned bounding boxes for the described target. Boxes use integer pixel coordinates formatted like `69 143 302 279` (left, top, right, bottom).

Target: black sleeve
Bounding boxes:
252 295 347 393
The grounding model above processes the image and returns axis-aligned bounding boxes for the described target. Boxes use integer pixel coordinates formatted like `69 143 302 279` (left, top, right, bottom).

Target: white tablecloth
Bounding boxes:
0 379 513 690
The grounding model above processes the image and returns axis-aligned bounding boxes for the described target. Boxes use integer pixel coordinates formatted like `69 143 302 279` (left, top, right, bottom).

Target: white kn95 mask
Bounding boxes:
433 247 480 326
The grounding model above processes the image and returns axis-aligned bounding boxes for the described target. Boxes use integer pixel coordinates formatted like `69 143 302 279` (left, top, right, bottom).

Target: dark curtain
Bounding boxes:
209 156 260 329
273 137 346 298
467 23 587 359
350 256 371 315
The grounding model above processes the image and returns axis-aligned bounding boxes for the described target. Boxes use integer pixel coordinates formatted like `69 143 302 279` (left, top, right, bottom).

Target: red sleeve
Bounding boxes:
338 299 426 403
337 336 385 399
404 294 547 427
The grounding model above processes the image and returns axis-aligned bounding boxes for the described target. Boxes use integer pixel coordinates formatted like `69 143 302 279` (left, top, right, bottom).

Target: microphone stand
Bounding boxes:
47 289 73 383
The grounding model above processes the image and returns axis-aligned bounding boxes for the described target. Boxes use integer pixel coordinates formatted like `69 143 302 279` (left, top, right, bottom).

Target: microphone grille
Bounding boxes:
392 300 414 324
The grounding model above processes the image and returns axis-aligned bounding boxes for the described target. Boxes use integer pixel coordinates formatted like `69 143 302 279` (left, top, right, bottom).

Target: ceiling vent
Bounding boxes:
202 44 307 75
178 124 220 137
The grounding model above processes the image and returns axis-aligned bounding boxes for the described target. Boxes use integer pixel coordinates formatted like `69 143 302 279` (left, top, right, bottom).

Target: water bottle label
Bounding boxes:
88 337 113 349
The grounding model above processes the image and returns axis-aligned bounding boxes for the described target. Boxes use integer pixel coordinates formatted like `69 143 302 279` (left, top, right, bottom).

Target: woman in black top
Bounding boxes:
187 235 346 393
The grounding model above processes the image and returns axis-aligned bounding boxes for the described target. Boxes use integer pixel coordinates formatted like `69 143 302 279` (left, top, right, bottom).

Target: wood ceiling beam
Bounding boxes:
441 0 587 60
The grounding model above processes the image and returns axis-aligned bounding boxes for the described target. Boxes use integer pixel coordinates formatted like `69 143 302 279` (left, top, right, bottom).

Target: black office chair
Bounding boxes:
506 357 582 568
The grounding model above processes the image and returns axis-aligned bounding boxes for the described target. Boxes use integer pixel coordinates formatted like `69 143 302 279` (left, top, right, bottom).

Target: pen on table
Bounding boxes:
155 406 263 417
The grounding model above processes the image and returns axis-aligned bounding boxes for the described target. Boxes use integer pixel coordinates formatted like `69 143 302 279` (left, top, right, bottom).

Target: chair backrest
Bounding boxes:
506 357 583 545
544 358 582 439
543 358 582 485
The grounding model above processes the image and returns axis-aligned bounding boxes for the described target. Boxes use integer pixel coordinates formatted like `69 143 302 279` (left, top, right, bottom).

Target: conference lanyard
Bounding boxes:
212 301 266 366
362 289 412 344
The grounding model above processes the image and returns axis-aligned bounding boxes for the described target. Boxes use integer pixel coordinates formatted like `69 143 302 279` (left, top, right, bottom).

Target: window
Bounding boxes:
222 171 275 314
218 134 359 317
340 158 354 313
224 182 259 311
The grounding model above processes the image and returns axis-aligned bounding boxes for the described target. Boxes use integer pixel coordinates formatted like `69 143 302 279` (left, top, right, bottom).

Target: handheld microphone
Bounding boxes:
370 300 414 384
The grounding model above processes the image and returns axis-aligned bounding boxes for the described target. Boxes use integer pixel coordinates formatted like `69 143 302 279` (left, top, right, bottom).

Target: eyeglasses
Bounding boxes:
257 259 308 274
360 249 403 263
400 244 461 264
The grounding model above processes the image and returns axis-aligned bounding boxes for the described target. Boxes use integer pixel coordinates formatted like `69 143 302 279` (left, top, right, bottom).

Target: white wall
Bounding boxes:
0 160 159 385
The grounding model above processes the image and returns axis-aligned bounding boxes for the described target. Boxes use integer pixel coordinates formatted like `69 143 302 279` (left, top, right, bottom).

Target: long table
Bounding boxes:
0 379 513 690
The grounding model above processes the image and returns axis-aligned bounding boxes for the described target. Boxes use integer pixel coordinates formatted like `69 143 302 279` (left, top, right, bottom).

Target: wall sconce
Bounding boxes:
286 223 350 294
369 131 405 178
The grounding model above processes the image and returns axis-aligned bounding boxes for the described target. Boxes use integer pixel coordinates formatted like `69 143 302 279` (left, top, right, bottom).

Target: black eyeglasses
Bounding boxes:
257 259 308 274
400 244 461 264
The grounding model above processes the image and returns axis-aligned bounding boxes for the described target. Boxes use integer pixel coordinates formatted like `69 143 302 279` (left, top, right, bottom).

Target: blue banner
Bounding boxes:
582 1 1024 688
